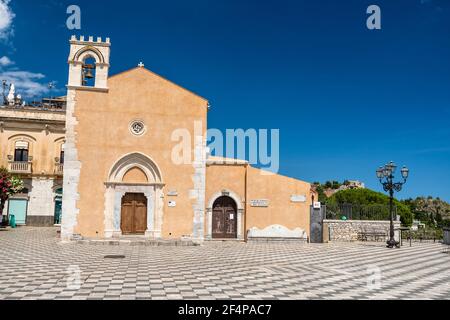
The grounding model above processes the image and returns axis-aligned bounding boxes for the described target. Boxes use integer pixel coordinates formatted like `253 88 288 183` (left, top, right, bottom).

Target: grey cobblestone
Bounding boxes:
0 227 449 300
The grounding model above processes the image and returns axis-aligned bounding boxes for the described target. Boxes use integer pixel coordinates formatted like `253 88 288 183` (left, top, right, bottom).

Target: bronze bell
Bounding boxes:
84 68 94 79
83 64 95 79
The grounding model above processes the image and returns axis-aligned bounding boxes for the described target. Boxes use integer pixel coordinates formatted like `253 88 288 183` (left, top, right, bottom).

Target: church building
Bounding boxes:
61 36 315 242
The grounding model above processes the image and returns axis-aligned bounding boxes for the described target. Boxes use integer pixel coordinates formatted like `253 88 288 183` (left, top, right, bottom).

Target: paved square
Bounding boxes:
0 227 449 300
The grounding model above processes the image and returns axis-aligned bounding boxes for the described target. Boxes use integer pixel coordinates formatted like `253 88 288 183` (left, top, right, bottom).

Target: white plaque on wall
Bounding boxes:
291 195 306 203
250 199 269 207
167 190 178 197
168 201 176 207
313 202 321 209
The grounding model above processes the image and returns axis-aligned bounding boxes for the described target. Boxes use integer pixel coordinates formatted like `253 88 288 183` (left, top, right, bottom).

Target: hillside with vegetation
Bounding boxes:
325 188 413 226
401 196 450 228
313 180 450 229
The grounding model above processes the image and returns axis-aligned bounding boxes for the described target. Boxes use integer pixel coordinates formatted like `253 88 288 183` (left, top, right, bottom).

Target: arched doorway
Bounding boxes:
212 196 238 239
104 152 164 239
121 193 148 235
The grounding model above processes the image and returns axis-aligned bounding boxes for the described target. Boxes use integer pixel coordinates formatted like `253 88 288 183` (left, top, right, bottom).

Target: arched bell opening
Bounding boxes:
82 56 97 87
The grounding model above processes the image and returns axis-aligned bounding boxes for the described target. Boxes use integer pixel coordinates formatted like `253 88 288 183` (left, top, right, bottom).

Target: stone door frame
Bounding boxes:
103 152 164 239
206 189 245 241
104 182 164 239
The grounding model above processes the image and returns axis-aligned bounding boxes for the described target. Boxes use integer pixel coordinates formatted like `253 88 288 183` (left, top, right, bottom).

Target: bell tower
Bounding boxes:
67 35 111 89
62 35 111 241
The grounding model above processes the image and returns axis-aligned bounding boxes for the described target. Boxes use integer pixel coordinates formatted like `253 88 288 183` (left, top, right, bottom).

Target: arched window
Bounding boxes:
14 141 29 162
82 57 97 87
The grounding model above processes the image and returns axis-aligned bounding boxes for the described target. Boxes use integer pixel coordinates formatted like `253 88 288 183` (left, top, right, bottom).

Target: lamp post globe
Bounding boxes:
376 167 384 179
401 166 409 179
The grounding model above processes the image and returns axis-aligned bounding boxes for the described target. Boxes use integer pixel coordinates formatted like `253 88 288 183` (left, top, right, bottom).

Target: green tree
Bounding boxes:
327 188 413 226
332 181 340 189
314 185 328 203
429 212 435 227
413 211 428 222
435 213 443 228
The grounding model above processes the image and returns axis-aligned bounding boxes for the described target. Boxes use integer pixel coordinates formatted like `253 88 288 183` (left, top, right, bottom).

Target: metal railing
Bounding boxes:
325 203 394 221
401 229 444 246
8 161 32 174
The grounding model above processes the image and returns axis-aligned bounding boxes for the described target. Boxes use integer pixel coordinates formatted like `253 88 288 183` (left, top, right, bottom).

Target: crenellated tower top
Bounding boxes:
67 35 111 90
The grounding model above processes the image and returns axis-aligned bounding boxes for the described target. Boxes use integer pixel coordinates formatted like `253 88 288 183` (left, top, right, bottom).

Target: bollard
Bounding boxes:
9 214 16 229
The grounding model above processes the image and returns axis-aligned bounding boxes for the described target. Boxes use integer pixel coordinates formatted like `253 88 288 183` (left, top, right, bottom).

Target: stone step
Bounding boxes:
75 239 199 247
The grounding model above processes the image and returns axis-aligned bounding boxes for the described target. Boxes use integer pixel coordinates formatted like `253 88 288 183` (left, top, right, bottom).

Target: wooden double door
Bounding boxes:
212 196 238 239
121 193 148 235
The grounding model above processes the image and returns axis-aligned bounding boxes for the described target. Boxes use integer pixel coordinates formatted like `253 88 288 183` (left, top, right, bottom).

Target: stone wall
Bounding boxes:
28 178 55 219
27 216 54 227
323 220 401 242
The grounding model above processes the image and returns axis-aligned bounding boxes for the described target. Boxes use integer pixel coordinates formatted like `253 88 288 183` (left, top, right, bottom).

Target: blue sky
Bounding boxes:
0 0 449 201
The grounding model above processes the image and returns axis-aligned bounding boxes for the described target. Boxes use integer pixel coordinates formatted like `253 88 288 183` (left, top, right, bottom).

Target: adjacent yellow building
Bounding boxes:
0 102 65 226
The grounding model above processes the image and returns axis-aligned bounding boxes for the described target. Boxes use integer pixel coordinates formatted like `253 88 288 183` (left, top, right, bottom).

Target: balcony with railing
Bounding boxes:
8 161 33 174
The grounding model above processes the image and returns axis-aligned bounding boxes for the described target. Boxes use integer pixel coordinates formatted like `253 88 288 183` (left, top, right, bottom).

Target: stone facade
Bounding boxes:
60 88 82 240
191 121 207 243
26 178 62 226
27 179 55 218
3 35 317 242
324 220 401 242
57 35 317 242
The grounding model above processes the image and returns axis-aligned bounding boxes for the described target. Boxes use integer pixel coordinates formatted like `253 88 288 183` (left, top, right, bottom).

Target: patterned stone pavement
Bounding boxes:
0 227 449 300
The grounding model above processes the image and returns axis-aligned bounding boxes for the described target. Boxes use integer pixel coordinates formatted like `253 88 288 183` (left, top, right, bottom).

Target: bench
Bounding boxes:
358 231 387 242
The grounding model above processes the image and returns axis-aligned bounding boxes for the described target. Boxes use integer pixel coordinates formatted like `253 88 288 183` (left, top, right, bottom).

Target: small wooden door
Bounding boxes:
212 196 238 239
121 193 147 235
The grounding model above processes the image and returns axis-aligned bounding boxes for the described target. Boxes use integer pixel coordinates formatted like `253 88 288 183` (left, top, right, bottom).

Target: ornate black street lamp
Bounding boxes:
376 161 409 248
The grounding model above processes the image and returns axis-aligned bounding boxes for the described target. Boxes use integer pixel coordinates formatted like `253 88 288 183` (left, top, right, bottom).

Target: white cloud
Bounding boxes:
0 0 15 40
0 55 13 66
0 70 50 98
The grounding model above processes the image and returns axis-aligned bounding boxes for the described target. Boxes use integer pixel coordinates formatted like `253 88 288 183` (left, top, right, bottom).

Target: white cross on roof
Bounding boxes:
138 62 145 68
